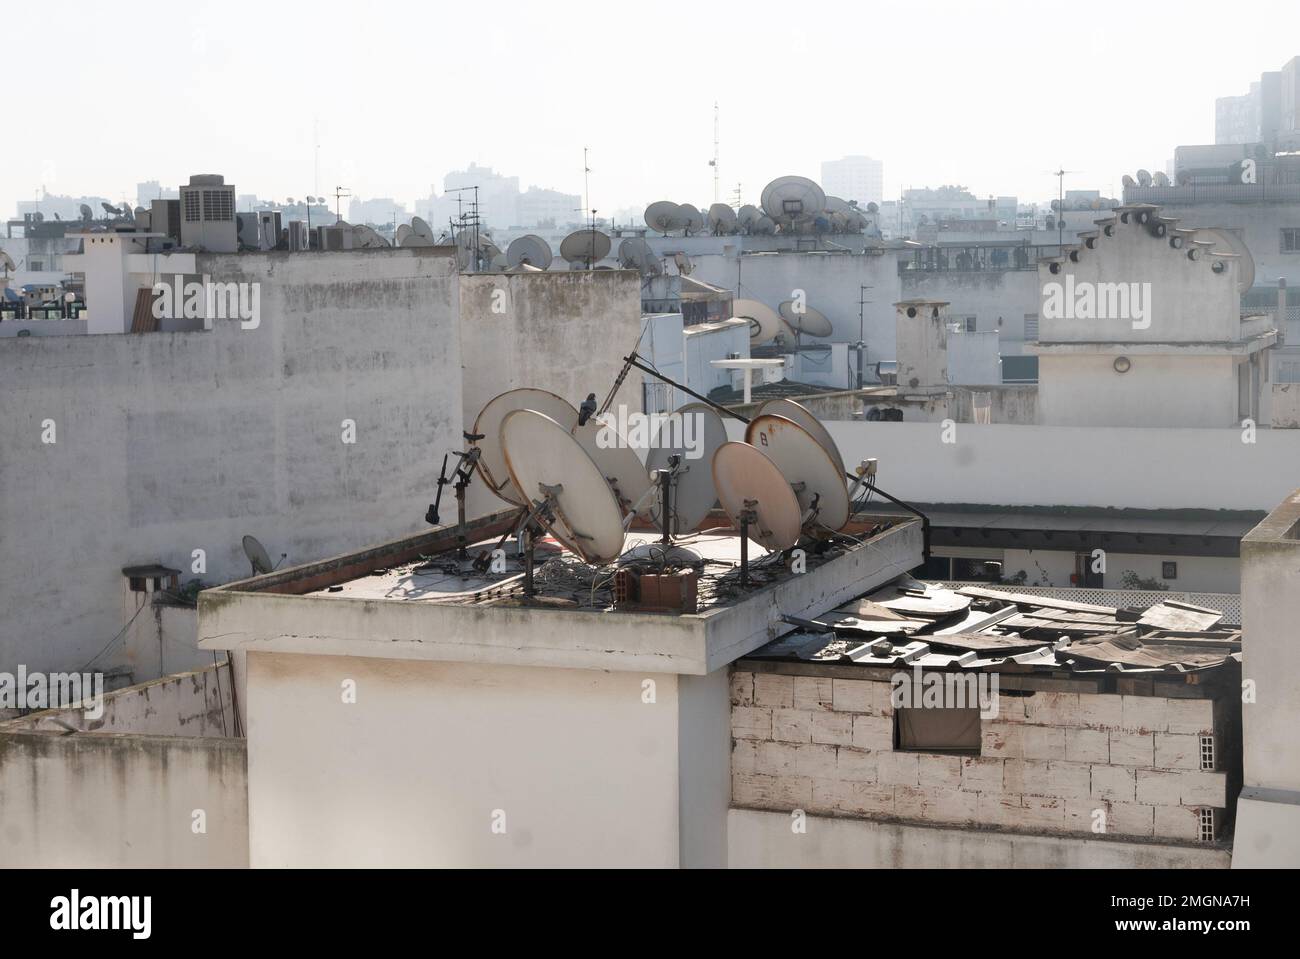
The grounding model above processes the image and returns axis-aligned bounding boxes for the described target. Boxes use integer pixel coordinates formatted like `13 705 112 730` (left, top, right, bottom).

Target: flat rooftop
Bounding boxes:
198 509 924 675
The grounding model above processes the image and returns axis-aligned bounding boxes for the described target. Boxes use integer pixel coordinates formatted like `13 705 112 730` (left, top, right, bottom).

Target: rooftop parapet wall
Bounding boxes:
1036 206 1244 345
0 249 463 676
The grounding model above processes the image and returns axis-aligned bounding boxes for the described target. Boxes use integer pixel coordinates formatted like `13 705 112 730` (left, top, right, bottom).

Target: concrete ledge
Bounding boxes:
727 807 1231 868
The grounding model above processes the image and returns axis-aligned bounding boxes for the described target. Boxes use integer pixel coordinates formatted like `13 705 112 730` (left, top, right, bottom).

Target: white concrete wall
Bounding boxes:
244 651 733 867
0 249 462 676
1038 354 1239 427
0 731 247 867
458 270 643 517
948 330 1002 386
817 420 1300 512
684 320 750 399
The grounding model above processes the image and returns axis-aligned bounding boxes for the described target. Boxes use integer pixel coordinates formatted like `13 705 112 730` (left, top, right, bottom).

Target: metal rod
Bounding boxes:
620 354 751 424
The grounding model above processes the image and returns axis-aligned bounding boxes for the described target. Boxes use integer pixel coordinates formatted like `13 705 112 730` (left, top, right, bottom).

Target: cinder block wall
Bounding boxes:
730 668 1230 844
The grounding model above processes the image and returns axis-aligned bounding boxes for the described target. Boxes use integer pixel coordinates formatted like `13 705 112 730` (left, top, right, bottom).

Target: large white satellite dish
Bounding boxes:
745 414 850 531
760 176 826 230
572 419 653 515
410 216 435 241
501 410 626 565
677 203 705 235
559 229 611 267
472 389 580 505
712 442 802 551
732 298 782 345
506 235 553 270
644 201 685 235
754 398 846 477
642 402 728 534
708 203 737 234
777 299 834 337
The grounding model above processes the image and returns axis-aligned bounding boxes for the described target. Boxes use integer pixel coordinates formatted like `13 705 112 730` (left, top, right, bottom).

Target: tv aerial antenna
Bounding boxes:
425 431 486 560
333 186 350 224
1048 168 1079 249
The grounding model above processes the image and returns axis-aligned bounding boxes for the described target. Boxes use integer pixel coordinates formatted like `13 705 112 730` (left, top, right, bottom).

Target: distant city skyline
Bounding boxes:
6 1 1297 223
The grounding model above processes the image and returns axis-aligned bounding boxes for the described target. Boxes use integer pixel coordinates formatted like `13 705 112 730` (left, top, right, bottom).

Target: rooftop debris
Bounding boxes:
753 576 1240 676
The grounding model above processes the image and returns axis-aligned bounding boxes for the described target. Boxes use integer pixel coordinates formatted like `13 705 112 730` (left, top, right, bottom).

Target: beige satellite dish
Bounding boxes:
777 299 834 337
746 414 850 531
733 298 782 346
754 398 846 477
501 410 626 565
642 402 728 534
572 419 653 515
473 389 579 505
712 442 802 551
1194 227 1255 293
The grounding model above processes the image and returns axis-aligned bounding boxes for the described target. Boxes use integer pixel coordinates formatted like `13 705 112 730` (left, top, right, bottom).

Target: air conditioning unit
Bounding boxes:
288 220 309 252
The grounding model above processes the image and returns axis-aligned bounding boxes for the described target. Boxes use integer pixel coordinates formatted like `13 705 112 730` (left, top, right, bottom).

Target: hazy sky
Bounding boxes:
6 0 1297 218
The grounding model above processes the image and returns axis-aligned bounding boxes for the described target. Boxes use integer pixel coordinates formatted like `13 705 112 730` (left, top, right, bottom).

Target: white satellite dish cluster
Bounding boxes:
732 297 833 347
643 175 874 238
468 390 869 570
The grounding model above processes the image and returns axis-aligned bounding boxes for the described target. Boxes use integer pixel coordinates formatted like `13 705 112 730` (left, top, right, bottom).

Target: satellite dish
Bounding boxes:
777 299 833 337
352 224 390 248
1153 171 1170 187
1136 169 1153 187
100 202 121 219
641 402 728 534
79 204 93 222
559 229 611 267
506 235 554 270
572 419 653 515
678 203 705 235
708 203 737 234
500 409 626 565
618 238 661 276
644 200 685 235
473 389 580 505
1195 227 1256 293
737 205 760 231
241 535 279 576
712 442 802 551
1122 174 1137 188
760 176 826 230
410 216 435 241
745 415 850 531
673 252 694 276
394 223 412 245
752 214 776 235
754 398 846 477
732 298 782 345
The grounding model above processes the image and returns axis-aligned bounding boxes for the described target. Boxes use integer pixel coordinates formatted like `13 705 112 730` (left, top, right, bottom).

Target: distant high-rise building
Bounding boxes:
820 156 883 207
1215 60 1294 146
136 180 178 209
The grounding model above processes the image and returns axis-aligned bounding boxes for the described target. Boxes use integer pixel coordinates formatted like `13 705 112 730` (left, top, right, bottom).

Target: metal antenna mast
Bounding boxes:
710 102 720 204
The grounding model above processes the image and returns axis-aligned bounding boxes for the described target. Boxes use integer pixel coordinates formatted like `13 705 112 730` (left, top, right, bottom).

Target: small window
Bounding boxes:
1282 228 1300 253
1162 561 1178 580
1023 313 1039 339
964 316 977 332
129 577 147 592
895 707 981 753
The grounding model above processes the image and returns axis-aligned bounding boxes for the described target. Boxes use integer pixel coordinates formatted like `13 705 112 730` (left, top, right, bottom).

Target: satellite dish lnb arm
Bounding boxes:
619 353 751 425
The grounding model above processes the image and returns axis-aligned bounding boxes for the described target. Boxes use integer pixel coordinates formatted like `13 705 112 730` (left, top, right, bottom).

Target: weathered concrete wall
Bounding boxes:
1271 382 1300 427
1039 354 1239 427
458 270 642 518
728 808 1231 868
243 651 687 867
731 670 1230 845
0 662 235 737
0 248 462 676
0 731 247 867
900 269 1040 355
